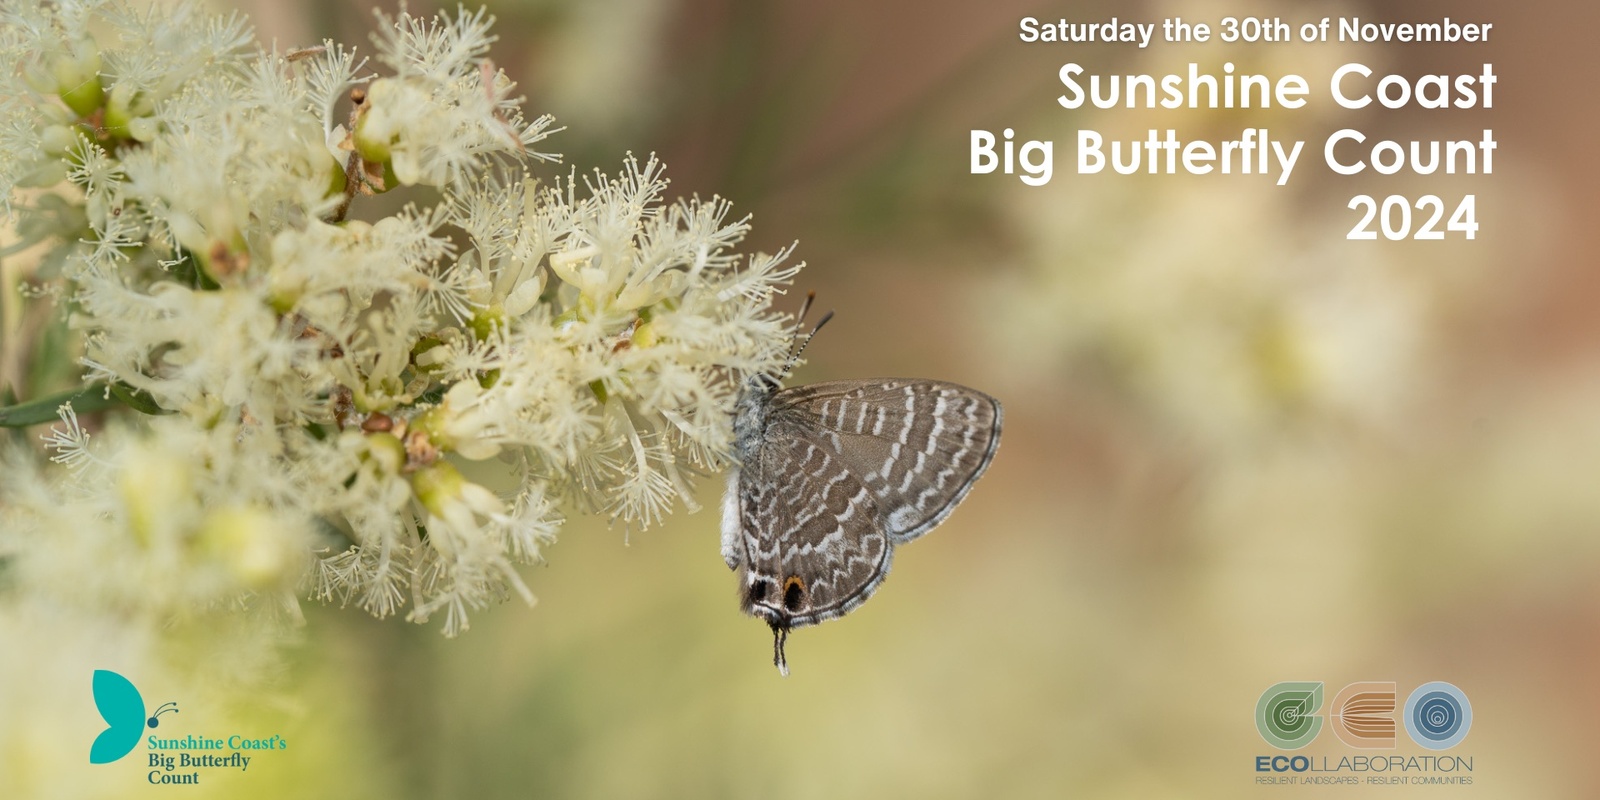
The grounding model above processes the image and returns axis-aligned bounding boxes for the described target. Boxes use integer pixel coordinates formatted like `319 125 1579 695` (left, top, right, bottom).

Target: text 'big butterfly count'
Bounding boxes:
721 295 1002 675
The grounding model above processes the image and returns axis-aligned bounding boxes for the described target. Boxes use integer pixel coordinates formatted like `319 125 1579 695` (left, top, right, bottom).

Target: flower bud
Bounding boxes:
103 82 152 138
53 37 104 117
364 431 407 475
198 506 298 590
118 448 193 547
408 461 506 549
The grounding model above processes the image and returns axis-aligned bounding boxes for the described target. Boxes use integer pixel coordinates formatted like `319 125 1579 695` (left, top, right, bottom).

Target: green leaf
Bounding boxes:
108 382 171 416
0 383 117 427
168 247 220 291
0 381 171 427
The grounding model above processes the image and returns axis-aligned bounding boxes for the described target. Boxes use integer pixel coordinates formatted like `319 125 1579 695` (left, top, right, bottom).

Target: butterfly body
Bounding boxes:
723 373 1002 674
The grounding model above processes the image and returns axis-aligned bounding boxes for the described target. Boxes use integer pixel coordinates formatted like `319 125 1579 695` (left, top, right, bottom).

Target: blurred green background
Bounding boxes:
51 0 1600 796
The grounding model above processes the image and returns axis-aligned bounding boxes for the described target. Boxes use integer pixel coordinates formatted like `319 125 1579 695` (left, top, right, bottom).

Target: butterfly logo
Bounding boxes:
89 670 178 764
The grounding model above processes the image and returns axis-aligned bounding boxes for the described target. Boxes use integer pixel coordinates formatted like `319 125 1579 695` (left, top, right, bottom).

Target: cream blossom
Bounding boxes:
0 0 803 642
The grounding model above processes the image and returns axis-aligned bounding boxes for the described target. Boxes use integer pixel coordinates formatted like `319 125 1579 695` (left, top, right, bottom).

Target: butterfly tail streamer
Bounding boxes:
772 622 790 677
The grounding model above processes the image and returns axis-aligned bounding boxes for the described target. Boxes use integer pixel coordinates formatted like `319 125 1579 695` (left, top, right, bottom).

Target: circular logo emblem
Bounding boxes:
1403 681 1472 749
1255 681 1324 749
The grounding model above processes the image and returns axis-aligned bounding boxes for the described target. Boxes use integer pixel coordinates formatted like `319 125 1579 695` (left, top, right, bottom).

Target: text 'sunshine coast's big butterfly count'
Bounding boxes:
722 295 1003 675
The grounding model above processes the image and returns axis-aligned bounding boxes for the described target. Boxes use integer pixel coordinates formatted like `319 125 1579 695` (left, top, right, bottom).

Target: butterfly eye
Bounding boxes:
783 577 806 612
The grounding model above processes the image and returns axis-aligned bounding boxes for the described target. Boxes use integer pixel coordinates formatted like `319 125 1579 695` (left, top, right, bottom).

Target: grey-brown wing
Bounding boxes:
771 379 1002 543
737 417 891 629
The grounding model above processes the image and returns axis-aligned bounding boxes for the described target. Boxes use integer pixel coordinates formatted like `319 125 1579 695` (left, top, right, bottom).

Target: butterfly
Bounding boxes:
721 294 1002 675
89 669 178 764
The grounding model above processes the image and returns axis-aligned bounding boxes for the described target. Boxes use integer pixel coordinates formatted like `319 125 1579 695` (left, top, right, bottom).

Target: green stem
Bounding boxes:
0 383 121 427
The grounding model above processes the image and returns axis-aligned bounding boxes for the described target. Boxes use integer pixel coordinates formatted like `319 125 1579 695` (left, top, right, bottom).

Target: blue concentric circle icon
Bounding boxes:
1403 681 1472 750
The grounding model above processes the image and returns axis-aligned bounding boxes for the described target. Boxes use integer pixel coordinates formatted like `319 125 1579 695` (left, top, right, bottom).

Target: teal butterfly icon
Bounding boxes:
89 670 178 764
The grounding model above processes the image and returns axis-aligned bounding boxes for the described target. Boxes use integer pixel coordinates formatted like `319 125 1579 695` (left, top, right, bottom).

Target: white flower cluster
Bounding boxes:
6 407 311 616
0 0 801 636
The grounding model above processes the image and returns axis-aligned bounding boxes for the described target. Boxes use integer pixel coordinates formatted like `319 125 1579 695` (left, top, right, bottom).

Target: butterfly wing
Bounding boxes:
771 379 1002 543
737 415 892 631
89 669 145 764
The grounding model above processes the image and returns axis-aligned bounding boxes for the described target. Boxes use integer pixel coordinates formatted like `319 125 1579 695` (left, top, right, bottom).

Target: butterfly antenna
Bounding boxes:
784 291 817 359
771 622 791 677
782 293 834 373
147 702 179 728
803 308 834 352
794 290 817 332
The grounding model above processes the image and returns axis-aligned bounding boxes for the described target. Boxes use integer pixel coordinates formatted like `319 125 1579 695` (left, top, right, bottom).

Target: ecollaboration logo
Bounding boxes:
1256 681 1471 750
1253 681 1474 787
89 670 180 764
